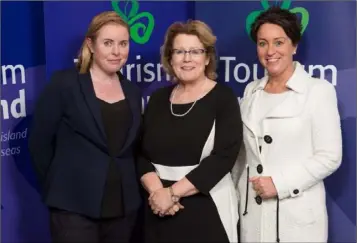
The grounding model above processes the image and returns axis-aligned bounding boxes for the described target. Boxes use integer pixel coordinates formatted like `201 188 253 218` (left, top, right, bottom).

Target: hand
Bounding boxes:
250 176 277 199
148 188 174 215
164 202 185 216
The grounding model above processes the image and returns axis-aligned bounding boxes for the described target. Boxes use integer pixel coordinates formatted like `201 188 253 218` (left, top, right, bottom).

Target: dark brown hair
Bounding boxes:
250 6 302 46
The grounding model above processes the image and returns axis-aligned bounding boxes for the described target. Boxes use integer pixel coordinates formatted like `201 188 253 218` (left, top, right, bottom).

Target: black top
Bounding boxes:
138 83 243 194
98 98 132 218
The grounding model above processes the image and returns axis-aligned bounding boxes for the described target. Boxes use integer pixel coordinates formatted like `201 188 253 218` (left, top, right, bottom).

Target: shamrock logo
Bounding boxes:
112 0 155 44
246 0 309 39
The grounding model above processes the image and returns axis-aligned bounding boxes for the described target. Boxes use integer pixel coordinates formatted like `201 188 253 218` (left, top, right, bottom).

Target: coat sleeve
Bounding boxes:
28 71 64 187
271 82 342 200
185 87 243 195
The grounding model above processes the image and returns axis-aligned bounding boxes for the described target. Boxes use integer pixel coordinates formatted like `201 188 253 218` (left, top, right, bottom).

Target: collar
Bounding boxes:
252 61 309 94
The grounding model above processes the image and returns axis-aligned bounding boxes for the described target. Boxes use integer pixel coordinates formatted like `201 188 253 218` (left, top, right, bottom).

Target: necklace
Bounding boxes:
170 78 207 117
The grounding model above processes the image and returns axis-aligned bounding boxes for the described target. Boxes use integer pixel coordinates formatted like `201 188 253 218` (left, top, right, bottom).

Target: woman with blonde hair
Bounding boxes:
29 11 142 242
137 20 243 242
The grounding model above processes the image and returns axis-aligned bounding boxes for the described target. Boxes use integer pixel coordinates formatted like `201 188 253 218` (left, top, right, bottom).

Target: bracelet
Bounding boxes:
168 186 180 203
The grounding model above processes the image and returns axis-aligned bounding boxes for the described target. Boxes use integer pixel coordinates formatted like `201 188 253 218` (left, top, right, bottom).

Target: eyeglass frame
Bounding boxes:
171 48 207 58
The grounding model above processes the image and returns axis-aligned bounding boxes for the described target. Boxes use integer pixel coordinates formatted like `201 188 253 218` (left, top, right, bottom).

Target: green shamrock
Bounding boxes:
246 0 309 39
112 0 155 44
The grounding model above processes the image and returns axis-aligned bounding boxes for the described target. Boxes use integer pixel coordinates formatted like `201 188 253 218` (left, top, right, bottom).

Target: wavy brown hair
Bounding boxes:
161 20 218 81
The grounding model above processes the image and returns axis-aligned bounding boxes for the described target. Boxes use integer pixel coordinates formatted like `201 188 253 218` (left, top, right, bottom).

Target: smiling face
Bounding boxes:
256 23 297 77
87 23 129 75
170 34 209 83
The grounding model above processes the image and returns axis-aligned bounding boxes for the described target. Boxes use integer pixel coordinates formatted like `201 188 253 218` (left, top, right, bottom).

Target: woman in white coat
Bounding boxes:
233 6 342 243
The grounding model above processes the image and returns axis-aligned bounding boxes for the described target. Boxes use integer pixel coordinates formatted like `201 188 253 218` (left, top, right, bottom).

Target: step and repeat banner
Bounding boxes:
1 1 355 242
1 1 51 243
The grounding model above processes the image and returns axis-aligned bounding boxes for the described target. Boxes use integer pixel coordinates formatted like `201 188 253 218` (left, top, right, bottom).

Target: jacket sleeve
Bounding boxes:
271 82 343 200
28 71 64 187
185 87 243 195
232 81 256 188
136 91 157 178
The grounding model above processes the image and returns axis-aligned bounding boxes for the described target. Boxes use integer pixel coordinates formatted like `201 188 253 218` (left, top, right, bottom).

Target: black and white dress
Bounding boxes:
137 83 243 242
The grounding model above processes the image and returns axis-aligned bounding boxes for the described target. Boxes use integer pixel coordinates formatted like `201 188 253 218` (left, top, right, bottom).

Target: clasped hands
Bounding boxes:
250 176 278 199
148 187 184 217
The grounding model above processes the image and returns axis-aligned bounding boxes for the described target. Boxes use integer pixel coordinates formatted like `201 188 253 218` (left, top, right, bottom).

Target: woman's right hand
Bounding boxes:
141 172 185 216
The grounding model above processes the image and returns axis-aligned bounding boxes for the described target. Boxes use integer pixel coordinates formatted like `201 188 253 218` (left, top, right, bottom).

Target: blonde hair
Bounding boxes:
76 11 129 73
161 20 217 81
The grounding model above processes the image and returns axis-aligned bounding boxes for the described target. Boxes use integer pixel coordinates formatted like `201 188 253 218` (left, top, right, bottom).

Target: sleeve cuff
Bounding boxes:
271 170 291 200
137 157 156 178
271 169 302 200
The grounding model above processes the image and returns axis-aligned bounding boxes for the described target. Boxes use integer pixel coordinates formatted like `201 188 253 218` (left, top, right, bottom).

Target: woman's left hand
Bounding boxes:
250 176 278 199
149 188 174 215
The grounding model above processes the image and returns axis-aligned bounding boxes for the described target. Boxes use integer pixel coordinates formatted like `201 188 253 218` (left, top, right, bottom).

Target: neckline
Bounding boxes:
170 83 218 105
262 90 290 95
97 98 126 105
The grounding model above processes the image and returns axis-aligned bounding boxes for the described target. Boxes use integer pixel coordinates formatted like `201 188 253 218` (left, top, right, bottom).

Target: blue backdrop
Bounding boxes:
1 1 355 242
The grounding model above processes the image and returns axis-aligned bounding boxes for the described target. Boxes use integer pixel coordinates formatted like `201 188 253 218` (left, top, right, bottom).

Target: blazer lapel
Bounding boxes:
77 72 141 155
119 75 141 155
78 72 107 144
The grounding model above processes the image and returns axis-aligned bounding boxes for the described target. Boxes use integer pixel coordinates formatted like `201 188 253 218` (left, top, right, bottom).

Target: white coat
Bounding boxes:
232 62 342 242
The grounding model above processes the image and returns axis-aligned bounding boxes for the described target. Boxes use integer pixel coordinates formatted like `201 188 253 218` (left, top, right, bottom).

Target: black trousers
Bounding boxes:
49 208 137 243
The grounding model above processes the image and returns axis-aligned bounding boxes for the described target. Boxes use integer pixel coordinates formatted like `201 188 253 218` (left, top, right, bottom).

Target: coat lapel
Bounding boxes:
78 72 107 145
240 91 259 136
240 77 268 136
241 61 310 133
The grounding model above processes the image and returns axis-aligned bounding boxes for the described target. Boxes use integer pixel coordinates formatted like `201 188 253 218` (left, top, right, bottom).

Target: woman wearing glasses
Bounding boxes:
137 20 243 242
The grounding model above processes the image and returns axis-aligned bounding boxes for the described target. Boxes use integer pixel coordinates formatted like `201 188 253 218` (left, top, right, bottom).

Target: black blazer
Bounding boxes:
28 68 142 218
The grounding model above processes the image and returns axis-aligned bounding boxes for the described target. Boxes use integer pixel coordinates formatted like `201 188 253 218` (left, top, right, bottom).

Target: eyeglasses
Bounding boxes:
171 48 206 58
